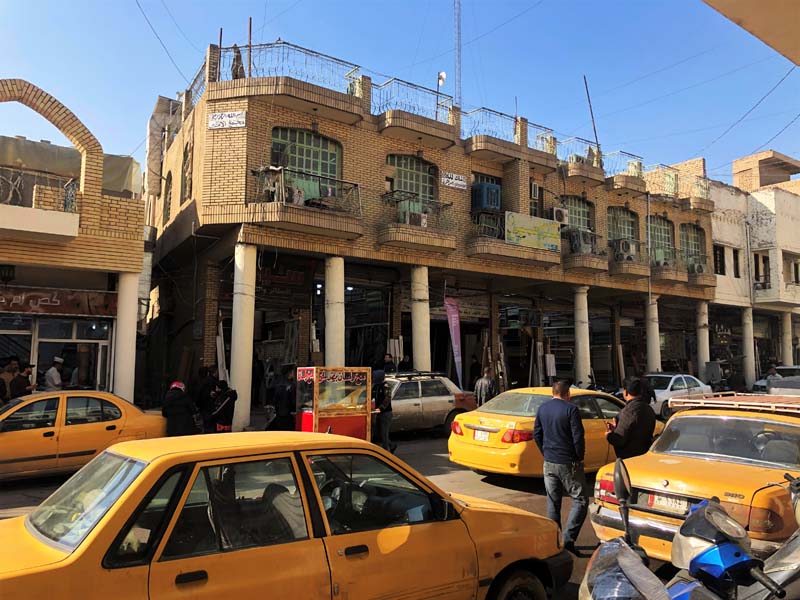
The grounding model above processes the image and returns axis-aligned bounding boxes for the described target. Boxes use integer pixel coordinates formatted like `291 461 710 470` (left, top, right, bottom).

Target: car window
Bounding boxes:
685 377 701 389
66 397 103 425
307 453 435 535
420 380 450 397
394 382 420 400
595 396 622 419
480 392 548 416
646 375 672 390
102 400 123 421
671 377 687 391
573 396 601 419
161 457 307 559
2 398 58 432
106 470 184 567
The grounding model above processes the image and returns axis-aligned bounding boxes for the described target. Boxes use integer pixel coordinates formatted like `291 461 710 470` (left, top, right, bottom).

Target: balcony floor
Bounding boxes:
651 265 689 284
0 204 79 243
609 260 650 279
466 237 561 266
204 202 363 239
562 162 605 187
688 272 716 288
563 253 608 274
605 174 646 197
378 110 455 149
377 223 456 253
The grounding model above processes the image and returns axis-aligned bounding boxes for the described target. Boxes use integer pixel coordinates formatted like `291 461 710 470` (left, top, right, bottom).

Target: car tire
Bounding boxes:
493 570 547 600
443 410 464 436
660 401 672 420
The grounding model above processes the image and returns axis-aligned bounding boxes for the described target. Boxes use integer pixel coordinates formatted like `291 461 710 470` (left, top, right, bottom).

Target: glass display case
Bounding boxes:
295 367 372 440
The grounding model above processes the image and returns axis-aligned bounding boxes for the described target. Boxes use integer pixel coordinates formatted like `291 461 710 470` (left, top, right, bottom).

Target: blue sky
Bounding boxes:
1 0 797 182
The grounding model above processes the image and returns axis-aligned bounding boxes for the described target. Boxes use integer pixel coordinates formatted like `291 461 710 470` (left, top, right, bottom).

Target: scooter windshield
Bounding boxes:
581 538 669 600
763 529 800 574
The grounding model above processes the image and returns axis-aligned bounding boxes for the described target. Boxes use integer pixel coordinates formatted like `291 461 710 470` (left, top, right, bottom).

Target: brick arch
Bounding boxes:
0 78 103 199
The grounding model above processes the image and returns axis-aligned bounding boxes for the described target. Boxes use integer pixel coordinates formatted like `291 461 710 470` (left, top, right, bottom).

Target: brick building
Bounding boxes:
0 79 145 400
146 42 716 429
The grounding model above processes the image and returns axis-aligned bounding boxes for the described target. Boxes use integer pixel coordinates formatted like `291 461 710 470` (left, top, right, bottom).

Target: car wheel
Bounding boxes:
660 401 672 420
493 570 547 600
443 410 463 435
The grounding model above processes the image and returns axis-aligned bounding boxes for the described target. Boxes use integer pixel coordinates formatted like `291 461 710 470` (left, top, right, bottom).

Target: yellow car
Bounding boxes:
0 432 572 599
590 396 800 562
0 391 165 481
448 387 663 476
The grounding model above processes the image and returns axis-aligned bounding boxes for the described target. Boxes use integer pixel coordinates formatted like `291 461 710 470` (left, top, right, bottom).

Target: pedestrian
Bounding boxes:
398 354 412 372
9 363 36 399
766 365 783 382
194 366 218 432
231 44 245 79
469 355 481 390
162 381 197 437
382 353 397 374
532 379 587 557
605 376 657 460
272 367 296 430
474 366 497 406
211 380 238 433
44 357 64 392
0 363 16 403
373 369 397 453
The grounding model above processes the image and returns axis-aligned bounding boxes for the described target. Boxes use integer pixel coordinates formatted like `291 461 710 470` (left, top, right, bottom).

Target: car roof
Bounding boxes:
110 431 373 463
499 386 612 397
387 372 448 380
671 408 800 422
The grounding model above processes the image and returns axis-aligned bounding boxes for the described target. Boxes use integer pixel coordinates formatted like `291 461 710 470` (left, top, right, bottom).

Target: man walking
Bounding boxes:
474 366 497 406
533 379 587 556
373 369 396 453
606 376 656 460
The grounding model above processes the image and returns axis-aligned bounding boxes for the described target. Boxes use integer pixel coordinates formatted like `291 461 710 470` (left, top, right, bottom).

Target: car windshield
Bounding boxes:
652 415 800 470
28 451 145 550
477 392 549 417
646 375 672 390
0 398 23 416
778 368 800 377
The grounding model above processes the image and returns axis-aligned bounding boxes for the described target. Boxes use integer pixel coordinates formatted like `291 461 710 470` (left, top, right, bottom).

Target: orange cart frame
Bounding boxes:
295 366 372 440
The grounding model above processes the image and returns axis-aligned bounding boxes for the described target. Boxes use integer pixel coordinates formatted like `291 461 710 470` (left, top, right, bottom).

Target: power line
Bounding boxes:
255 0 303 35
126 136 147 157
259 0 269 43
135 0 190 84
159 0 202 53
694 65 795 154
751 110 800 153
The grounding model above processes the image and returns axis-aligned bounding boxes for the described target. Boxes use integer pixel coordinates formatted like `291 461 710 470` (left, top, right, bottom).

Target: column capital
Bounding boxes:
646 293 660 304
574 285 590 295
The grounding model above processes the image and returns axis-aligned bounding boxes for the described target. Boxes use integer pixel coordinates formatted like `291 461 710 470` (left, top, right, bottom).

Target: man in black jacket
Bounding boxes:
606 377 656 460
162 381 197 436
533 379 587 556
211 381 238 433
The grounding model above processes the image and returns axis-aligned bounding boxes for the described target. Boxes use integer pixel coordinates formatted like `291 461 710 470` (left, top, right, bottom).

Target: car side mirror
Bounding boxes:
430 494 454 521
614 458 632 503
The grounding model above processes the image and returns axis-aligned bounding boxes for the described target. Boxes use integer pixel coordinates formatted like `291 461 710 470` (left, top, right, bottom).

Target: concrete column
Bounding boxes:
742 307 756 389
113 272 139 402
645 295 662 373
324 256 345 366
411 266 431 372
574 286 591 386
696 301 710 381
230 244 257 431
782 312 794 366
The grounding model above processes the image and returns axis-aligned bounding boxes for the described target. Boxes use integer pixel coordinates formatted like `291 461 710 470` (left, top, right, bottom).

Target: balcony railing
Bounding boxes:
683 253 712 274
608 238 649 265
644 164 679 198
381 190 452 229
754 276 772 291
604 151 644 178
562 228 604 257
371 78 453 124
186 61 206 111
472 212 506 240
529 123 557 154
0 167 77 213
650 246 685 269
251 166 361 216
219 41 360 93
680 174 711 200
557 137 603 168
460 108 515 142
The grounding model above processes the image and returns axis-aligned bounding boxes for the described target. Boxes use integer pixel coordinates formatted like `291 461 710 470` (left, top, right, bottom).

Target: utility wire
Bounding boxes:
159 0 202 53
135 0 190 84
751 110 800 153
256 0 303 35
126 136 147 157
260 0 269 43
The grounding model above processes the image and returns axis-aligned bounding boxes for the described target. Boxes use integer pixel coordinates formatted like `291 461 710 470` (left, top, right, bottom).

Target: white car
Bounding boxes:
645 373 711 419
752 366 800 392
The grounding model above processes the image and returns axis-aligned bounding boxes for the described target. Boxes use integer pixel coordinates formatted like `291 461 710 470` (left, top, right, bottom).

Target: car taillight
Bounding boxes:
501 429 533 443
451 421 463 436
750 507 784 534
596 477 619 505
719 501 750 528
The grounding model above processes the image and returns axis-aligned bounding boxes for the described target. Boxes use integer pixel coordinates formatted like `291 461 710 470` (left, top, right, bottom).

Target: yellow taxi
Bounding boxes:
0 432 572 600
448 387 663 476
590 394 800 562
0 391 165 481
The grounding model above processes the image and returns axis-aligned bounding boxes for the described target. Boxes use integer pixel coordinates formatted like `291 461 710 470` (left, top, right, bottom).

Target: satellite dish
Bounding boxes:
437 71 447 87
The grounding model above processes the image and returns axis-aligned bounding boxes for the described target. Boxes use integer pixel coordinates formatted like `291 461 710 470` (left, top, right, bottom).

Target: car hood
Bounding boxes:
0 517 68 576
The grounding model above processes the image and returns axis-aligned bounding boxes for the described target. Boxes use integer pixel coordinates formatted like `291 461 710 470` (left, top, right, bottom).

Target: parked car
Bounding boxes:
645 373 711 419
0 432 572 599
589 394 800 562
448 387 664 477
752 366 800 392
385 372 476 432
0 391 166 481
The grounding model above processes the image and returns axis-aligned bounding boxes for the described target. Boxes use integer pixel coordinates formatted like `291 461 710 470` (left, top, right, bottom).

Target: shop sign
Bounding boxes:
0 287 117 316
440 172 467 190
208 110 246 129
445 298 463 388
504 211 560 252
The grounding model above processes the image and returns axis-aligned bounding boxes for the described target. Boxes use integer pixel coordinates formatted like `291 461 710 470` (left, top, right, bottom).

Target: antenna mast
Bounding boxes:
454 0 462 107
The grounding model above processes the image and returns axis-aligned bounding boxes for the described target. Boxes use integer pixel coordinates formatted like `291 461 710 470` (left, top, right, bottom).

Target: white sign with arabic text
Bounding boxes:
441 172 467 190
208 111 247 129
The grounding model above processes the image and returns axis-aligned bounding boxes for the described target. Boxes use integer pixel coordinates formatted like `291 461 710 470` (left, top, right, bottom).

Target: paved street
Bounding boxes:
0 433 596 598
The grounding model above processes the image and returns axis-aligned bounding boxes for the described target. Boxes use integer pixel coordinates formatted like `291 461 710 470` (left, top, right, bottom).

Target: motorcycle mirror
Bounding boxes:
614 459 633 503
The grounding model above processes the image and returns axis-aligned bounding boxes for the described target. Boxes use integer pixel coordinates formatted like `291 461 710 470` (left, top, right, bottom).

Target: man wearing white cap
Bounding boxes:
44 357 64 391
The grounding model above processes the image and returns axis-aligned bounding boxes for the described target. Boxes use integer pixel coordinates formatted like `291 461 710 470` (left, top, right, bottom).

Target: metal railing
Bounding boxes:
604 150 644 178
753 276 772 291
63 179 78 213
250 165 362 216
683 253 711 275
371 78 453 124
460 107 515 142
608 238 648 265
562 228 604 256
643 164 679 198
186 61 206 111
471 212 506 240
0 167 76 212
529 123 557 154
650 246 685 269
381 190 452 229
219 41 361 93
557 137 603 168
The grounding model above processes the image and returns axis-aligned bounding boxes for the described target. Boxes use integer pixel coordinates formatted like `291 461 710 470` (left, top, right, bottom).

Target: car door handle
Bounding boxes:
175 570 208 585
105 424 116 431
448 399 455 403
344 544 369 557
413 403 421 406
42 431 55 438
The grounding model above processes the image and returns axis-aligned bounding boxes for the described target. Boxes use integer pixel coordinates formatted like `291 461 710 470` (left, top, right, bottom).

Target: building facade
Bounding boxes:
0 79 145 401
146 42 717 429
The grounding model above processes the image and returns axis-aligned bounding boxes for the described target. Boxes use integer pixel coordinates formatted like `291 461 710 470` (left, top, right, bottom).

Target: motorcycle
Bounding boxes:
579 459 794 599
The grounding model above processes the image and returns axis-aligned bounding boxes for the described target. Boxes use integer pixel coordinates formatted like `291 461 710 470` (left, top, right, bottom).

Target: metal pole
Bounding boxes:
583 75 601 156
435 79 440 121
248 17 252 78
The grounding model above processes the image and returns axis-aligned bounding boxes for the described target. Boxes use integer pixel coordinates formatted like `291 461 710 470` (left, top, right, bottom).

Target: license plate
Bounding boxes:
649 493 688 514
473 430 490 442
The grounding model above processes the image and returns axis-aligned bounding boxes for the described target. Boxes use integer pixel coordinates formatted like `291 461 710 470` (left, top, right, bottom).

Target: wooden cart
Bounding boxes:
295 367 372 440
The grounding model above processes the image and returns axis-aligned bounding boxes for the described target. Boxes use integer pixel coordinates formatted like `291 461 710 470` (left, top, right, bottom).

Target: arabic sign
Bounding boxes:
0 287 117 316
319 370 368 386
208 111 246 129
297 367 316 383
441 172 467 190
504 211 560 252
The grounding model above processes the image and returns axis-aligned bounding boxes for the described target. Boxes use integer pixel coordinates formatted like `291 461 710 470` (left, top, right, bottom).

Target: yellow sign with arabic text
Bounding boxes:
504 211 560 252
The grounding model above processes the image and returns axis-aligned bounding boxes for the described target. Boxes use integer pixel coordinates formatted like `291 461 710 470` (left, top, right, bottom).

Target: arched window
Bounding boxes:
271 127 342 180
680 223 706 257
162 172 172 225
386 155 437 202
648 215 674 249
607 207 639 241
561 195 593 230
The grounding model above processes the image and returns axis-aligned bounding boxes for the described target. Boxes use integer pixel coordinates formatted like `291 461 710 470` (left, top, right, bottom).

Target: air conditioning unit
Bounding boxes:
471 182 502 213
568 154 587 165
288 186 305 205
550 206 569 225
567 229 593 255
653 247 671 267
408 212 427 227
689 263 706 274
613 238 636 258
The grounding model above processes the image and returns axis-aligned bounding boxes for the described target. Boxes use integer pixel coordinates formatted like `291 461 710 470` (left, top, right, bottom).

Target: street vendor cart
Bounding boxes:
295 366 372 440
